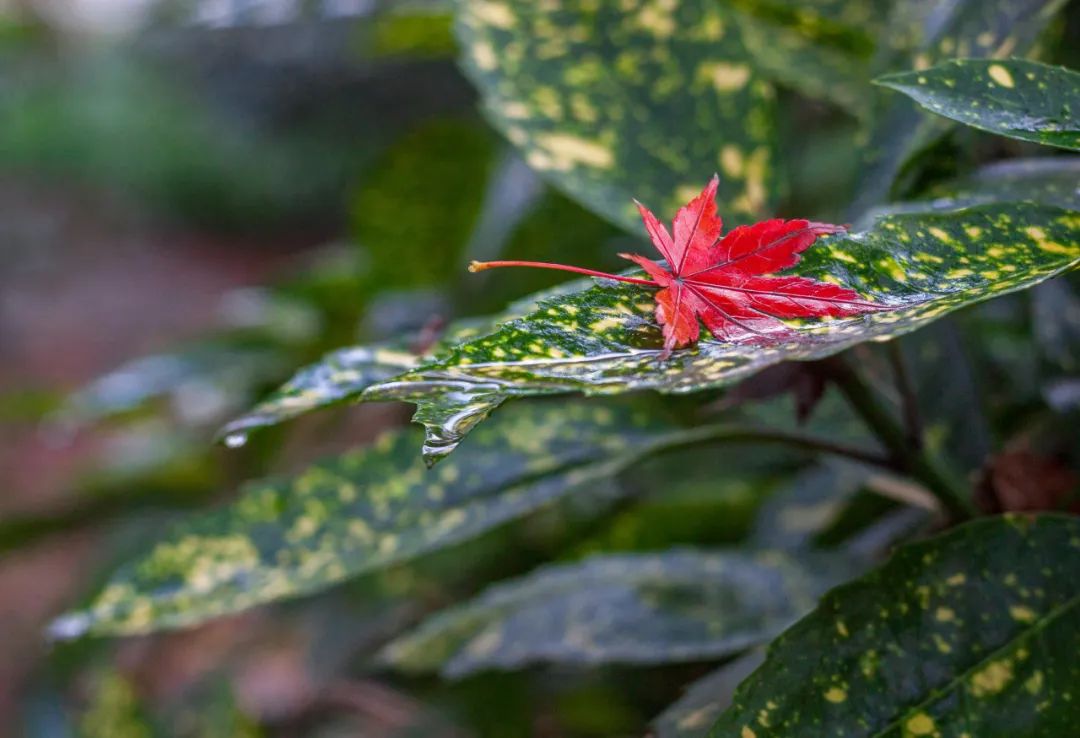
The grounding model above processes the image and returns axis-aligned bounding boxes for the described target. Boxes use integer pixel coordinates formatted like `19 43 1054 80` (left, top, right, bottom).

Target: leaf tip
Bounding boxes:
46 611 93 642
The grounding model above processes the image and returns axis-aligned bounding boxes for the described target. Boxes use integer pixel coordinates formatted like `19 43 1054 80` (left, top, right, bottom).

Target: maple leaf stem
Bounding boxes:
469 260 659 287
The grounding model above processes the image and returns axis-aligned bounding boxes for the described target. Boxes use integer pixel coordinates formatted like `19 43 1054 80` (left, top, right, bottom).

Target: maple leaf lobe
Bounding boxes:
625 179 875 358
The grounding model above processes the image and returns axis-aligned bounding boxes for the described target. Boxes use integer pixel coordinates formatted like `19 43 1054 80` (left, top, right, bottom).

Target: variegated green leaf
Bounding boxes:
706 514 1080 737
215 282 595 444
364 203 1080 463
51 401 779 638
381 549 857 677
215 341 419 444
456 0 784 232
731 10 869 118
851 0 1066 215
877 60 1080 151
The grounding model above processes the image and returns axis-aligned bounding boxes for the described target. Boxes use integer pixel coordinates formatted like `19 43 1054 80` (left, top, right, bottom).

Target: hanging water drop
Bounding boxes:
224 432 248 449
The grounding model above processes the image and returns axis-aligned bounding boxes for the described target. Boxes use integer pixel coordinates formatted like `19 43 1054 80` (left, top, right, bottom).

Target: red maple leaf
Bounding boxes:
471 176 880 358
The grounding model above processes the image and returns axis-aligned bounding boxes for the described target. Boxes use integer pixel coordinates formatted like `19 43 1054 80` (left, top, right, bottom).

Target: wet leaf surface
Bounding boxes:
877 60 1080 151
215 341 419 444
364 203 1080 463
707 514 1080 737
51 401 755 637
851 0 1064 215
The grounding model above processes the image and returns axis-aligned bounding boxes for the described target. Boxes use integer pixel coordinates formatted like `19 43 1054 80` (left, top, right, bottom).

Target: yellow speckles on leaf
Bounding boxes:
970 660 1014 697
824 686 847 703
697 12 725 40
933 634 952 654
860 650 880 678
569 93 599 124
1024 223 1077 256
905 712 936 736
829 248 857 264
987 63 1015 88
741 727 757 738
1009 605 1036 623
1025 670 1044 695
589 316 626 333
878 258 908 283
532 86 563 120
636 0 677 38
533 133 613 171
935 606 956 623
946 572 966 586
927 227 952 243
471 39 498 71
946 268 974 279
719 145 743 178
964 225 983 239
700 61 752 92
469 0 515 29
499 100 530 119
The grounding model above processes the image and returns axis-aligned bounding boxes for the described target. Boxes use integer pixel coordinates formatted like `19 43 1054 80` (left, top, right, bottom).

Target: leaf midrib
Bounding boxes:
866 592 1079 738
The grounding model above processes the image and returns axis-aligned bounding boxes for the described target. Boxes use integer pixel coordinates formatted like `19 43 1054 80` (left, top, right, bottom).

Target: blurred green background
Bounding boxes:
1 1 1077 737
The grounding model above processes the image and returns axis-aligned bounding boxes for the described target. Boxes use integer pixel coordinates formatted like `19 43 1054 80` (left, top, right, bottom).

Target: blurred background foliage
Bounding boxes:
0 1 1077 737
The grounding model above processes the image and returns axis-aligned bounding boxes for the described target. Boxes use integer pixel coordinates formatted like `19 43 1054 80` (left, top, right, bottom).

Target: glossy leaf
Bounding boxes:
707 514 1080 737
50 401 752 638
382 549 857 677
215 281 595 443
215 341 418 443
455 0 782 231
617 176 872 356
365 203 1080 462
850 0 1065 215
877 60 1080 151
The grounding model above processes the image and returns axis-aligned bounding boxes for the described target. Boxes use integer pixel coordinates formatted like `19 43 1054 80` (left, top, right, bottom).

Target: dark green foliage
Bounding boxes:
708 515 1080 737
364 203 1080 462
383 550 855 676
878 60 1080 150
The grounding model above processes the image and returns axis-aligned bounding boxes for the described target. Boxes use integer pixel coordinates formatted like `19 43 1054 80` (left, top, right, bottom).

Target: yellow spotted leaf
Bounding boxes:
705 514 1080 737
364 203 1080 464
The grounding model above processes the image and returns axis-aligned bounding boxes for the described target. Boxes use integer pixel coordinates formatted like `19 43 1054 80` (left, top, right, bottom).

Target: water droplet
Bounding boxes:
224 432 248 449
47 612 92 642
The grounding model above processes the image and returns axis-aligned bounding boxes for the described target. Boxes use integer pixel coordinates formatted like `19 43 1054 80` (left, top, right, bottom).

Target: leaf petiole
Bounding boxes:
468 260 659 287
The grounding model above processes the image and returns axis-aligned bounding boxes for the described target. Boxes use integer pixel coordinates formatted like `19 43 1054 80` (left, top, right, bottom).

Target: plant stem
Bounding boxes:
468 260 658 287
821 356 977 521
647 424 899 472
